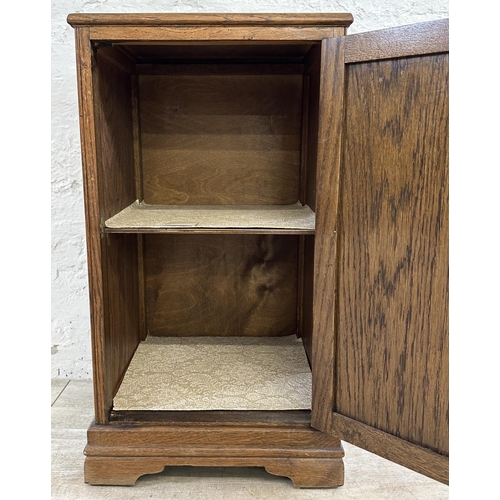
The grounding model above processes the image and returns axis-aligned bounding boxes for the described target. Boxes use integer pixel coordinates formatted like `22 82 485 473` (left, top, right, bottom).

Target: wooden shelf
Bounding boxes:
105 201 315 234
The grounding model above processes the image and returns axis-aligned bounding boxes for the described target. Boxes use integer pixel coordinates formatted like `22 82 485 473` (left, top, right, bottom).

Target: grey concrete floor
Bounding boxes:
51 379 449 499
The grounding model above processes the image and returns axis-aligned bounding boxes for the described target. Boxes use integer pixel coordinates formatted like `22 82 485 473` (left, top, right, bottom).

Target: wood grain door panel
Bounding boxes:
311 19 449 484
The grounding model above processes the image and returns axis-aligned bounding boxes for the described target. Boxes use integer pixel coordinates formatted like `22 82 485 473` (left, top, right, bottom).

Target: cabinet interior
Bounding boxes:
91 41 322 417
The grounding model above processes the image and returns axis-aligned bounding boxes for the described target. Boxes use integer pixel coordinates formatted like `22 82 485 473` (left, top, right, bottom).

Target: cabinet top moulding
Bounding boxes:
67 13 353 42
66 13 354 27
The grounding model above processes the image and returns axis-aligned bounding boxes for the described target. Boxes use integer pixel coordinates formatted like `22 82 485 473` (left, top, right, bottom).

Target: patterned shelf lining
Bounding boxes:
105 201 315 230
113 335 312 411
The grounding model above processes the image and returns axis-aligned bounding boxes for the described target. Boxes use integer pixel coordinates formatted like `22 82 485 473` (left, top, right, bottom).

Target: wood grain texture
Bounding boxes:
136 62 305 74
139 73 302 205
103 234 141 398
67 13 354 27
85 420 343 455
300 235 315 365
265 458 344 487
109 410 312 426
296 234 306 344
131 76 147 342
129 45 313 65
73 36 142 423
295 73 310 350
84 456 344 487
131 75 144 201
95 45 136 75
299 72 310 205
107 228 312 235
84 419 344 485
70 12 354 489
92 48 141 407
297 45 323 366
85 457 164 485
144 234 299 336
298 44 323 366
136 234 147 341
93 47 137 221
74 27 108 423
336 53 449 457
89 26 340 42
303 43 321 212
332 413 448 484
310 37 345 433
345 18 448 63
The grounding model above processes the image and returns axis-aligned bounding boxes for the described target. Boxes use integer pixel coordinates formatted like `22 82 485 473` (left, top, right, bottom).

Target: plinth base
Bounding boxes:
84 414 344 488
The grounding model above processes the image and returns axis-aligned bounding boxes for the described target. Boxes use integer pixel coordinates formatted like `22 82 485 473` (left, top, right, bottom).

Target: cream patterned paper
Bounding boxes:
105 200 315 230
113 335 312 411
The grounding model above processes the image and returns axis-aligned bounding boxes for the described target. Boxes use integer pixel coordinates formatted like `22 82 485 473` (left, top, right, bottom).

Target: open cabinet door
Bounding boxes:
311 19 449 484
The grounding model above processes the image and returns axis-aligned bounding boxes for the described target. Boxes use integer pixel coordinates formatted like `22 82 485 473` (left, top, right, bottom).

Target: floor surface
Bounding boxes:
51 379 449 499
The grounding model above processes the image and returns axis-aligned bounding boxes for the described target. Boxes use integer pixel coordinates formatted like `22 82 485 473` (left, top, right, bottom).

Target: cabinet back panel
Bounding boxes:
122 43 314 64
139 73 302 205
337 54 448 454
144 234 298 336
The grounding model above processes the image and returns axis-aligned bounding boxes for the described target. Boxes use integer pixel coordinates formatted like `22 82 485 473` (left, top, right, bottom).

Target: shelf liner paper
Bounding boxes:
113 335 312 411
105 201 315 230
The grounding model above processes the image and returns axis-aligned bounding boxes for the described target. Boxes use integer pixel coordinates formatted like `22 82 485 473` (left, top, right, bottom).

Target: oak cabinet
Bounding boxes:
67 13 449 487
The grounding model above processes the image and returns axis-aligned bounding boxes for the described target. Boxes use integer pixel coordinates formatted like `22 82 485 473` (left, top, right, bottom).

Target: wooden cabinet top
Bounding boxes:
67 13 354 27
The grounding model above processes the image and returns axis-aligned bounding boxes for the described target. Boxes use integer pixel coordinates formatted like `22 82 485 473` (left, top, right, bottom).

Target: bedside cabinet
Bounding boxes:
67 13 448 487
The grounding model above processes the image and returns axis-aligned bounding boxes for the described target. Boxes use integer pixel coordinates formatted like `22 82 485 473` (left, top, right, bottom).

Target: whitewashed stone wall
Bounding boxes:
51 0 449 379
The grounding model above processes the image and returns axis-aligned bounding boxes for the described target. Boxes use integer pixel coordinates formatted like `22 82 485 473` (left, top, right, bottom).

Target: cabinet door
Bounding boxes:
311 19 449 484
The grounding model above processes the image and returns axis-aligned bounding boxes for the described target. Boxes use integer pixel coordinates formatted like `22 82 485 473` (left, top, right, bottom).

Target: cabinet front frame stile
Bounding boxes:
310 35 345 434
74 26 109 424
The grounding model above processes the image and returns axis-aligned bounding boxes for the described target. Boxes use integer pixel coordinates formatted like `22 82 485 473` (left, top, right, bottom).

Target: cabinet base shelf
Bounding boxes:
84 420 344 488
113 335 312 412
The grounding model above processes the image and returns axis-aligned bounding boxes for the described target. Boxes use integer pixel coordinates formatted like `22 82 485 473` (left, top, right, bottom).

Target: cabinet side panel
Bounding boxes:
92 48 141 406
304 44 321 212
299 45 322 366
139 73 302 205
74 28 108 423
301 235 315 362
94 48 137 220
144 234 298 337
103 234 140 398
337 54 449 454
